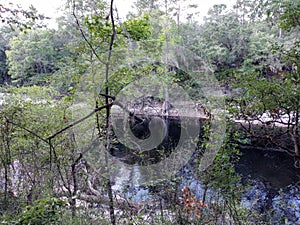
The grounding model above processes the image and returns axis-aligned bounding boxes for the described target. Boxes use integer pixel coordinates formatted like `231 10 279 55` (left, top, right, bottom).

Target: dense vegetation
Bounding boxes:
0 0 299 224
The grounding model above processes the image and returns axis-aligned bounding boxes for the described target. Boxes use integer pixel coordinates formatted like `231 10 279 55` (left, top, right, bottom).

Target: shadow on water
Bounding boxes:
110 117 182 166
236 148 300 223
237 148 300 189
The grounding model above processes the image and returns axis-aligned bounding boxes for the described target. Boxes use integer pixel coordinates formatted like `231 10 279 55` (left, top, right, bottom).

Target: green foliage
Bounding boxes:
278 0 300 31
179 123 254 224
0 3 47 31
200 126 243 196
84 15 112 43
6 85 60 100
85 13 151 46
196 9 250 72
1 198 66 225
6 29 70 86
233 0 300 116
0 50 8 85
0 26 18 85
121 15 151 41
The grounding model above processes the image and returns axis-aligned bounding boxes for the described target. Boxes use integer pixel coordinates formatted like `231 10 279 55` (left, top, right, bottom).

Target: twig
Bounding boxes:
100 93 115 100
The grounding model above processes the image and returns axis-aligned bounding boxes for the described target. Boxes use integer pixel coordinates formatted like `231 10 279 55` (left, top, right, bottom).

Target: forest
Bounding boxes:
0 0 299 224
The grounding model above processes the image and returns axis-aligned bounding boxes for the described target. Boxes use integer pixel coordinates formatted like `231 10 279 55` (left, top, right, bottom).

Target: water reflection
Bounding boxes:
110 116 300 223
236 148 300 224
111 144 300 223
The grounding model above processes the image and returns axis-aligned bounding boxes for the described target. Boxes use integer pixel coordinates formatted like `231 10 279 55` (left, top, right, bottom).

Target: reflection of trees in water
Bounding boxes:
110 117 181 166
236 148 300 223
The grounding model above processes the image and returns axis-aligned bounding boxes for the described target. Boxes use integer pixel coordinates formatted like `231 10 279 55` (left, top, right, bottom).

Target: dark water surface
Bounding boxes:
110 116 300 223
236 148 300 224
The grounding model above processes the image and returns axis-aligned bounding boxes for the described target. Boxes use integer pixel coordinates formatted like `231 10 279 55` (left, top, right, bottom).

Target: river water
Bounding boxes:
237 148 300 224
110 117 300 224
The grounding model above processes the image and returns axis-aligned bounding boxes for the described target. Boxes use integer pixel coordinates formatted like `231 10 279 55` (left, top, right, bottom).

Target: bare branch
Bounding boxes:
103 1 117 224
47 103 112 141
100 93 115 100
71 0 104 64
7 120 49 144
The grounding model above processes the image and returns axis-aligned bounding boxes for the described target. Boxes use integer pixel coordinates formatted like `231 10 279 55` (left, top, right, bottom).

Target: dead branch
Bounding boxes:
47 103 112 141
7 119 49 144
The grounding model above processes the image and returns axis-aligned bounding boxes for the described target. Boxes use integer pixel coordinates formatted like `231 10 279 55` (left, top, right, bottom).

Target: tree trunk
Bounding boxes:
4 164 8 209
292 109 300 168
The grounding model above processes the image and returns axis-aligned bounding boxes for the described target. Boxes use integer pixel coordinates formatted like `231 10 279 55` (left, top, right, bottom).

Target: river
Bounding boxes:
110 116 300 224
